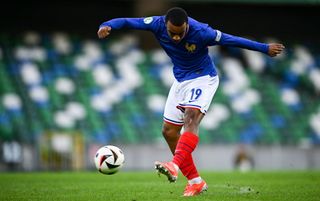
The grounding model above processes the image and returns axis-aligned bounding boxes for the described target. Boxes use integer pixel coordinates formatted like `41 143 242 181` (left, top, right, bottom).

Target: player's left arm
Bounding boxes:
204 27 285 57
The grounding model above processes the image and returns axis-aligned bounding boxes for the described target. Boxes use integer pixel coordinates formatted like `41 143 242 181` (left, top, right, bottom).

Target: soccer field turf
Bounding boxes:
0 171 319 201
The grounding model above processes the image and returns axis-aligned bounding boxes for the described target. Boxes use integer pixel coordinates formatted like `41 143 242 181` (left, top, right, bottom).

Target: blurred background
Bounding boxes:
0 0 319 172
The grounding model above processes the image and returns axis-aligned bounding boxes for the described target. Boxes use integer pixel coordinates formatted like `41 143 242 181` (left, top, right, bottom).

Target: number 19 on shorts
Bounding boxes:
189 88 202 103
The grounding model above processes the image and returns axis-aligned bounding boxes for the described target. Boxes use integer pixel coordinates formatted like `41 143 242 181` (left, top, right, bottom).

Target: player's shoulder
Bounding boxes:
142 16 164 25
188 17 216 42
188 17 212 31
142 16 164 32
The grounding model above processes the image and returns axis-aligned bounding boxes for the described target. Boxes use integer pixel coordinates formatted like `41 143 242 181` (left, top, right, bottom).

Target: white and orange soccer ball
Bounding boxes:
94 145 125 175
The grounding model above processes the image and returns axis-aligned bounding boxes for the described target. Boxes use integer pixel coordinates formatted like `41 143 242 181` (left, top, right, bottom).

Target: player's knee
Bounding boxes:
162 124 179 139
184 109 203 133
184 110 198 126
162 126 174 139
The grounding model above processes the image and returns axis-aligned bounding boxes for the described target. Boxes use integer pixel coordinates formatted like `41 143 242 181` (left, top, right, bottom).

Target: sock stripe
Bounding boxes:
172 132 199 169
180 163 193 170
176 147 193 153
174 152 184 157
174 153 185 161
177 141 194 151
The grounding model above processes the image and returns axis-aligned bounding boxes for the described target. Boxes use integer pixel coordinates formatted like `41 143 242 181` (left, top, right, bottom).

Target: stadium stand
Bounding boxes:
0 31 319 147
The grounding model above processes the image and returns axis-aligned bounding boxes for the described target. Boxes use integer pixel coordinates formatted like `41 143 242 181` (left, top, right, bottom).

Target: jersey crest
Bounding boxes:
185 43 196 53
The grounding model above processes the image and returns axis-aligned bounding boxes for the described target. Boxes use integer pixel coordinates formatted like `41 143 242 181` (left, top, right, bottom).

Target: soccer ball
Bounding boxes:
94 145 125 175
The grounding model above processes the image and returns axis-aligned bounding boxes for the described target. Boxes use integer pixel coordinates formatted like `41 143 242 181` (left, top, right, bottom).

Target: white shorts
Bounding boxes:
163 75 219 126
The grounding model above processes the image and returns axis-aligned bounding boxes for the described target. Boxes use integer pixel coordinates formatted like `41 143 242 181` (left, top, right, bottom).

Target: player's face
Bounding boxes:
166 21 188 43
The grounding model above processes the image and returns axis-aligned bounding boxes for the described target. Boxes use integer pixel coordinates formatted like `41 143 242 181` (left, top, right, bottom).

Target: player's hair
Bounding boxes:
165 7 188 26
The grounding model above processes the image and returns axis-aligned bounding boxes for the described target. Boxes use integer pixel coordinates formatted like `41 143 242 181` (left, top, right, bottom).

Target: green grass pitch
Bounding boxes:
0 170 319 201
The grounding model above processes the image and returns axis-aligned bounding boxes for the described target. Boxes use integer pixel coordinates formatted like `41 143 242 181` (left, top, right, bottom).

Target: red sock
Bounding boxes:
172 132 199 168
179 154 199 180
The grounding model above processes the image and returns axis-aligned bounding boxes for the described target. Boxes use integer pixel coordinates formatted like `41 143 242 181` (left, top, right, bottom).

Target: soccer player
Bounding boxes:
97 7 284 196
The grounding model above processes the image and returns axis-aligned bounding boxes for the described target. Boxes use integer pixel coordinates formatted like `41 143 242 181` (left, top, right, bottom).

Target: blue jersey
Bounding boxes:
100 16 269 82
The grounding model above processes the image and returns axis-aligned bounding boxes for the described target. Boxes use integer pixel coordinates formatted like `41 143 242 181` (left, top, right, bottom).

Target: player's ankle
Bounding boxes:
188 177 202 185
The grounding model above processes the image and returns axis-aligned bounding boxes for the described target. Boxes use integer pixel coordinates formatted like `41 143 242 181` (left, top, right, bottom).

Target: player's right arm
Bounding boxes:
97 17 157 39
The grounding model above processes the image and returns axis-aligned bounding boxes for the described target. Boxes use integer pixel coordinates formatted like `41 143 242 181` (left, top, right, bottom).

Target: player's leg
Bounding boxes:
172 108 208 196
161 122 182 154
155 122 182 182
161 122 200 182
172 108 203 171
173 75 219 196
156 109 204 184
156 75 219 195
155 79 184 182
160 79 183 155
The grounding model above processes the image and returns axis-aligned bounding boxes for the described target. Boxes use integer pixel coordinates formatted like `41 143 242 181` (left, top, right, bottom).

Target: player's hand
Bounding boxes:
97 26 112 39
268 43 285 57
